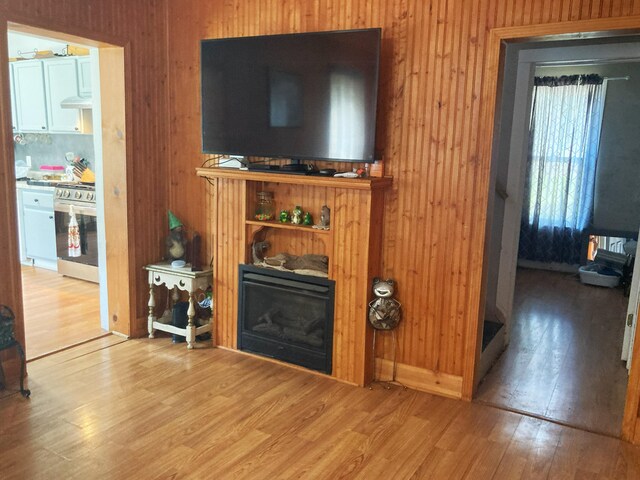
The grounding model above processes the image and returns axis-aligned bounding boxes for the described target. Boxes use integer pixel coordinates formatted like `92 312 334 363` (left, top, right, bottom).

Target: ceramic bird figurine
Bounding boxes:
313 205 331 230
320 205 330 227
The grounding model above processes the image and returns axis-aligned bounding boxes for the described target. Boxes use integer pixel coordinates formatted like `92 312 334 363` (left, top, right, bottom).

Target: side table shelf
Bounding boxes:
144 262 214 349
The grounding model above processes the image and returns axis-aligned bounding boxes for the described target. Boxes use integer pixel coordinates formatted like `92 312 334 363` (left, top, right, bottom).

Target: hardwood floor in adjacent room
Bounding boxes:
476 267 629 437
1 338 639 479
21 265 107 360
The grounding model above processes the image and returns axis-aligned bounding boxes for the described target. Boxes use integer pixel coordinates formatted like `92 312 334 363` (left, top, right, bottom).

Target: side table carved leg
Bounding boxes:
148 282 156 338
186 292 196 349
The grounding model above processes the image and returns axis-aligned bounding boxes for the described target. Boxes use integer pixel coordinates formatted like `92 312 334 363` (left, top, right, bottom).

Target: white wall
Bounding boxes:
8 31 68 58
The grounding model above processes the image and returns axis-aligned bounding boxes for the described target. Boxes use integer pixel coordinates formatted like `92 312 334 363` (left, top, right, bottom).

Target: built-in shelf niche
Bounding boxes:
245 180 332 267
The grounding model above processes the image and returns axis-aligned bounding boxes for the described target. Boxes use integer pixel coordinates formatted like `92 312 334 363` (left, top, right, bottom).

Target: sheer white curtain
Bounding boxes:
519 75 606 265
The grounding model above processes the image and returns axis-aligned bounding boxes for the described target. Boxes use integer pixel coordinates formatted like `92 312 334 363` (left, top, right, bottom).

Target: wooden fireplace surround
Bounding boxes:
196 167 392 385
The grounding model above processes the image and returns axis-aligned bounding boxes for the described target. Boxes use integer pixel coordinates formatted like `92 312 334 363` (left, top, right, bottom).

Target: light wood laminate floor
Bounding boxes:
1 337 640 479
21 265 107 360
476 268 629 437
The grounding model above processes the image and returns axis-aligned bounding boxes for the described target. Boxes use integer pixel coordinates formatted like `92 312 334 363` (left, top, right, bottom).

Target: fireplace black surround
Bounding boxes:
238 265 335 374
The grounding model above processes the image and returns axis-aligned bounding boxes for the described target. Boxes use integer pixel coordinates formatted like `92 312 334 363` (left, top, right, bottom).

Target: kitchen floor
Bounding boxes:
21 265 107 360
475 268 629 437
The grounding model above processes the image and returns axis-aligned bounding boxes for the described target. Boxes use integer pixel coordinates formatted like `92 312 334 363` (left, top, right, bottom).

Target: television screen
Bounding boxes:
201 28 381 163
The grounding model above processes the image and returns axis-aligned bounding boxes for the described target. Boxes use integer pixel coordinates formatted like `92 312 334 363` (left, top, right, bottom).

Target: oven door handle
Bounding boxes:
54 202 97 217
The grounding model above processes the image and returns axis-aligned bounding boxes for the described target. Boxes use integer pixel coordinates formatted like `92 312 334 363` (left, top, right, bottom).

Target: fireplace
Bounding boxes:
238 265 335 374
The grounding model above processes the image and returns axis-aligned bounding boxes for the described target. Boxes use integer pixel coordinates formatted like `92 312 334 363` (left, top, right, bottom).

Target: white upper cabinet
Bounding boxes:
9 56 91 134
44 58 81 133
77 56 92 97
12 60 48 132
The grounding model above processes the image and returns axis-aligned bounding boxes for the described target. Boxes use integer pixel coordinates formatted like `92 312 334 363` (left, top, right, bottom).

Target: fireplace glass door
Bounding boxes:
238 265 335 373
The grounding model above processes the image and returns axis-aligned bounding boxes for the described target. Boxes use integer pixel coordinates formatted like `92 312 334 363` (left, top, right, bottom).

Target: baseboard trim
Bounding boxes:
217 346 360 387
375 358 463 399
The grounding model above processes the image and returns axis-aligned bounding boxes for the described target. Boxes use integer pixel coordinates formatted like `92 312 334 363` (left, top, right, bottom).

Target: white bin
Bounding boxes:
578 264 621 288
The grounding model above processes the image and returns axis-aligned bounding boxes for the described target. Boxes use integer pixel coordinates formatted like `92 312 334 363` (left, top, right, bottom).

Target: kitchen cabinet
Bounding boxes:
77 56 92 97
44 58 81 133
18 187 57 271
12 60 47 132
9 65 17 132
9 56 90 134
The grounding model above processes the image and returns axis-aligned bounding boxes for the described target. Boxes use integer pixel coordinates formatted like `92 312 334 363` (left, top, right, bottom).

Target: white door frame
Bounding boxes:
622 232 640 369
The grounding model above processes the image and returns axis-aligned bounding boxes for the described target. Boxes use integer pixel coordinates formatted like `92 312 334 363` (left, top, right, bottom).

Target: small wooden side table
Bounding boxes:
144 262 213 349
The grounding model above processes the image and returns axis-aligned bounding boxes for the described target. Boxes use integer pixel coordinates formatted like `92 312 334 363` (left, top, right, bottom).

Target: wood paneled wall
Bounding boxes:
0 0 170 378
1 0 638 434
167 0 640 399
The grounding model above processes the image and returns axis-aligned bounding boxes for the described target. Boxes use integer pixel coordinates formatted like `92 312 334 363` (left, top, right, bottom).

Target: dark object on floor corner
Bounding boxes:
482 320 504 351
172 302 189 343
0 305 31 398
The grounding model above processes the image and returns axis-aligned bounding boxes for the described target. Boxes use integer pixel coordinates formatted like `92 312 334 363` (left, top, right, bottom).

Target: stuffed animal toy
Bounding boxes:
368 278 401 330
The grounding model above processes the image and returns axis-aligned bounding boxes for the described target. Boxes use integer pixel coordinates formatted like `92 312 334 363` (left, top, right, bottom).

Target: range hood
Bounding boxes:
60 96 92 109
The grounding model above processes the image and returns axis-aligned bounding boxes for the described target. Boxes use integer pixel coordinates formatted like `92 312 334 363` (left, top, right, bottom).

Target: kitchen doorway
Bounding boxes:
9 29 107 359
5 23 130 360
477 35 640 437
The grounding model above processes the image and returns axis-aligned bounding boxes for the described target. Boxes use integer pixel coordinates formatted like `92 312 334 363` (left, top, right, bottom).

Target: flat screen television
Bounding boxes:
200 28 381 164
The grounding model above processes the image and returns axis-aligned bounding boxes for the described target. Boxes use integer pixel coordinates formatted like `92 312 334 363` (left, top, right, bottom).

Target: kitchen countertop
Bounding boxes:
16 180 56 191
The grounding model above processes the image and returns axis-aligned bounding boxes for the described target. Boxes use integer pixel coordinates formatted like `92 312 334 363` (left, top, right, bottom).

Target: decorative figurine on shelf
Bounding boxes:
368 278 403 389
368 278 402 330
313 205 331 230
166 210 187 262
252 240 270 265
291 205 303 225
303 212 313 225
279 209 290 223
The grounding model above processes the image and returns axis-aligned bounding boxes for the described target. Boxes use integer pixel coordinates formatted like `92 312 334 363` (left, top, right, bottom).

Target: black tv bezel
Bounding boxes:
200 27 382 164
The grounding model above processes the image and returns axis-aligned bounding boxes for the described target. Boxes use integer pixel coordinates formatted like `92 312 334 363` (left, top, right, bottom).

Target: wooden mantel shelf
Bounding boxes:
196 167 393 190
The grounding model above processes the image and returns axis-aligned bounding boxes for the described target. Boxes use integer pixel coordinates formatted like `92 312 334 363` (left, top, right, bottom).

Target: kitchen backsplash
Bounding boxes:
14 133 95 171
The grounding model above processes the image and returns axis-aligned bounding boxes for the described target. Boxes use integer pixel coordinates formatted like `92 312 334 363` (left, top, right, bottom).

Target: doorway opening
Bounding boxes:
6 23 129 361
477 35 640 437
9 29 106 359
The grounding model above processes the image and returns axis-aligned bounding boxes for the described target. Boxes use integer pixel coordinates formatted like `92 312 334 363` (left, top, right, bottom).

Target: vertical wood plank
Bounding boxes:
100 47 130 336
